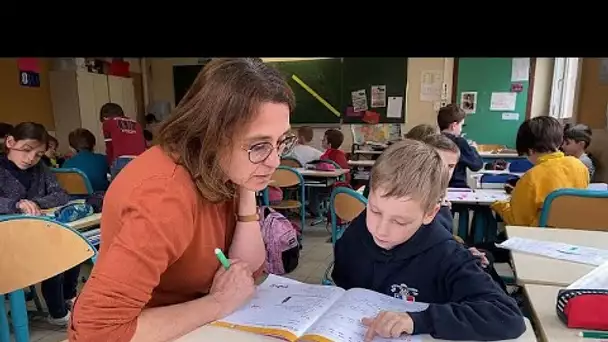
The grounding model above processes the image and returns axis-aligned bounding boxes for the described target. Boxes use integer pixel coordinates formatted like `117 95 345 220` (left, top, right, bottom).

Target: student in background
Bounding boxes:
320 129 349 173
41 135 65 168
492 117 589 226
100 103 146 178
0 122 76 326
332 140 524 341
63 128 110 192
286 126 322 166
438 104 483 188
404 124 438 140
562 123 595 180
0 122 13 154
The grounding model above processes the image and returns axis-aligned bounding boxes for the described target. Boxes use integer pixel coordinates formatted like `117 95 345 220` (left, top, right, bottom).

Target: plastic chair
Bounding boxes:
322 187 367 285
51 168 94 196
508 159 533 173
280 157 302 168
0 216 97 342
538 188 608 231
269 166 306 238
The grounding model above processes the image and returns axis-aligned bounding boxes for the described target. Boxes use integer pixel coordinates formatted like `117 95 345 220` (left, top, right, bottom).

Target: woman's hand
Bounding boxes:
209 259 255 319
17 200 41 215
362 311 414 341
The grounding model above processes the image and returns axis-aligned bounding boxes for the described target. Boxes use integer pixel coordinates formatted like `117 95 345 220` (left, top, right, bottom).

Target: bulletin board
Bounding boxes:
341 58 408 124
454 58 533 148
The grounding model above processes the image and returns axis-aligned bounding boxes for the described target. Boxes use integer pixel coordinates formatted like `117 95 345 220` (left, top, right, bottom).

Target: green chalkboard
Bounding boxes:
456 58 530 148
342 58 408 124
268 59 342 124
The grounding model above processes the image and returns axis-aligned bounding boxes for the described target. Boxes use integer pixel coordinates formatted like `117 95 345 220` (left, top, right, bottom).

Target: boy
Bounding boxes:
437 104 483 188
492 117 589 226
286 126 322 166
99 102 146 177
332 139 525 341
562 123 595 180
41 135 65 168
63 128 110 192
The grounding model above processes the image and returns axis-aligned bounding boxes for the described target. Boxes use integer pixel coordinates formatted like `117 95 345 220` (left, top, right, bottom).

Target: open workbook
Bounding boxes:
212 275 428 342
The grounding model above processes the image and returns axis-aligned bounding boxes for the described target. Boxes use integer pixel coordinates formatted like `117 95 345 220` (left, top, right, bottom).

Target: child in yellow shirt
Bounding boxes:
491 117 589 226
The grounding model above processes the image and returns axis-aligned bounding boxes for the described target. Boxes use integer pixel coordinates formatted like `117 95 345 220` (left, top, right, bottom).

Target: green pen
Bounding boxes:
214 248 231 270
579 331 608 339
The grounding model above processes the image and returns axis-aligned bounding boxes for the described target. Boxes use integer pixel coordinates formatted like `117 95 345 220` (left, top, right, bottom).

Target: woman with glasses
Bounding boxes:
71 58 297 342
0 122 77 326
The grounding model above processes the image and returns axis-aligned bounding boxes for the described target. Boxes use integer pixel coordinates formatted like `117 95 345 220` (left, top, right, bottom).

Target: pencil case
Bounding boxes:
556 289 608 330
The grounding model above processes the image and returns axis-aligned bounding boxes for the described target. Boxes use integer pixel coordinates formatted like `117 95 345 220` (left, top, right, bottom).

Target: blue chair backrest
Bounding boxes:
509 159 533 173
538 188 608 230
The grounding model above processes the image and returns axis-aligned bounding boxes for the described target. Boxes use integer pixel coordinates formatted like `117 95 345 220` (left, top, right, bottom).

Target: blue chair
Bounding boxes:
269 166 306 239
322 187 367 285
51 168 94 198
508 159 533 173
539 188 608 230
0 216 97 342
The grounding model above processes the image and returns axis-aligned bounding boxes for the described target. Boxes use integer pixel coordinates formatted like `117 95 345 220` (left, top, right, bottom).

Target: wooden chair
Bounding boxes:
51 168 94 196
476 144 507 153
0 217 97 342
269 167 306 237
539 188 608 231
280 157 302 168
323 187 367 285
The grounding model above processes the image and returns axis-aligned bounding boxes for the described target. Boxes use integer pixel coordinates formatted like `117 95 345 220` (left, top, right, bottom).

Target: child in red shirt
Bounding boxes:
99 103 146 178
320 129 350 182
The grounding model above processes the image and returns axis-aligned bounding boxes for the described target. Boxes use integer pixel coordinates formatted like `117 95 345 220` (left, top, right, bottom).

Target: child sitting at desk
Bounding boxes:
438 104 483 188
285 125 322 166
332 139 525 341
0 122 78 326
491 116 589 227
62 128 110 192
562 123 595 180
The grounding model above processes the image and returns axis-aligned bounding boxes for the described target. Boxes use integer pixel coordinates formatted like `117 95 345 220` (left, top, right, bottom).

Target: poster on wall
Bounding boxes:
511 58 530 82
351 89 369 112
420 70 443 102
490 92 517 111
17 57 41 88
370 85 386 108
460 92 477 114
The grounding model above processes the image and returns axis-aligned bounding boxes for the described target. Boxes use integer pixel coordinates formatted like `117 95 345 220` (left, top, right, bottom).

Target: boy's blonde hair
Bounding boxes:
370 139 450 212
404 124 438 141
422 134 461 158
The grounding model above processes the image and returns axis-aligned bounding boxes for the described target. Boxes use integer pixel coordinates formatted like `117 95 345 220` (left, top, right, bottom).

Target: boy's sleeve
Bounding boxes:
408 248 526 341
31 166 71 209
456 138 484 172
491 173 538 226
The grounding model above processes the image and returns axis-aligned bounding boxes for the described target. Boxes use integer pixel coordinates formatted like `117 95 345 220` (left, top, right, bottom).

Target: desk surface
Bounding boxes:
353 150 384 154
177 319 536 342
67 213 101 230
447 189 509 205
296 168 350 178
525 284 589 342
479 152 523 159
348 160 375 167
507 226 608 286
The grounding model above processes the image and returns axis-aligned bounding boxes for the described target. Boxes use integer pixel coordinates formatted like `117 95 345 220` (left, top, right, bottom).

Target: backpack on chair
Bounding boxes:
259 206 300 275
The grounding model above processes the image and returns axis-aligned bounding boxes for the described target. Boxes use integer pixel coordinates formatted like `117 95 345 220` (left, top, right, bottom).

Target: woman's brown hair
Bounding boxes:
157 58 295 202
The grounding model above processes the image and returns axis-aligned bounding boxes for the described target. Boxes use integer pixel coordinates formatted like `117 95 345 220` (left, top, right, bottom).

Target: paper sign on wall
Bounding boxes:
351 89 368 112
370 85 386 108
490 92 517 111
460 92 477 114
387 96 403 118
511 58 530 82
501 112 519 121
420 70 443 102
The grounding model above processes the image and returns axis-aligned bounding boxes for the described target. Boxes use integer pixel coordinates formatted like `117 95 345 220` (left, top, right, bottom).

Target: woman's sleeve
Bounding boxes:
69 178 196 342
31 166 70 209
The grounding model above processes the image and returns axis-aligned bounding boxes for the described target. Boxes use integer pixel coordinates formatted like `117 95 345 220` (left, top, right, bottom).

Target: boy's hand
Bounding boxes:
468 247 489 268
362 311 413 341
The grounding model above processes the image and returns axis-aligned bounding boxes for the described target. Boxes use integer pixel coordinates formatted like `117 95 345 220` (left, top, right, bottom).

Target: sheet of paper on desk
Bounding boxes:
497 237 608 266
568 261 608 290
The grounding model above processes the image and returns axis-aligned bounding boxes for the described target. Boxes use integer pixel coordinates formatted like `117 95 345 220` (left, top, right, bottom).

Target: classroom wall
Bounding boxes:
529 58 554 118
576 58 608 129
0 58 55 129
145 57 455 151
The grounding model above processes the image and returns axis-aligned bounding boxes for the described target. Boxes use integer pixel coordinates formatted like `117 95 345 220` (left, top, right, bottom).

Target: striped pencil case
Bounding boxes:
556 289 608 330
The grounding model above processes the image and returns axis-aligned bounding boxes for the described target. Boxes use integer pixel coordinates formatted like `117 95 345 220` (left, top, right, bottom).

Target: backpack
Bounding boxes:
259 206 300 275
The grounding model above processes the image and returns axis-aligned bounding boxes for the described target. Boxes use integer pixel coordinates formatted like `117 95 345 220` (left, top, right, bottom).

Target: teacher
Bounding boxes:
69 58 296 342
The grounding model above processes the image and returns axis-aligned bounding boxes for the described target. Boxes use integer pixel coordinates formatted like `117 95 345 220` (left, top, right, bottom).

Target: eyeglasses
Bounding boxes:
242 134 298 164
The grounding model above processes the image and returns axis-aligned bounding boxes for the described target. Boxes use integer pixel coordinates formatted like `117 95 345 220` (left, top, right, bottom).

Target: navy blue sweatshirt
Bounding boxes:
332 210 525 341
435 205 453 234
442 132 484 188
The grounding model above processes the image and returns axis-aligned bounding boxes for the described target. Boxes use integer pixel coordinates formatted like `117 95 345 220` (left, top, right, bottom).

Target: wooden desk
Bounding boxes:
447 189 509 205
66 213 101 230
525 284 591 342
295 168 350 178
507 226 608 286
353 150 383 155
348 160 375 167
176 319 536 342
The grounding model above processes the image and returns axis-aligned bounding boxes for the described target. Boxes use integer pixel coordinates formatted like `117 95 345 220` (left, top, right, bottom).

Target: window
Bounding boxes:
549 58 580 120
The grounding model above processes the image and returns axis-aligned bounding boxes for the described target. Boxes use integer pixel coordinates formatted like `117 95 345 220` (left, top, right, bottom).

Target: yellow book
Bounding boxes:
211 275 427 342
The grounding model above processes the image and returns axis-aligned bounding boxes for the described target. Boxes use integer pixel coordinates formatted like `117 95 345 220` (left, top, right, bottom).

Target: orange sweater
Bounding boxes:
69 146 236 342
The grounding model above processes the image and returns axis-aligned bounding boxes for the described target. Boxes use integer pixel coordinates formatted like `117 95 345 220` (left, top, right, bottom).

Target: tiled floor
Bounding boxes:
7 220 334 342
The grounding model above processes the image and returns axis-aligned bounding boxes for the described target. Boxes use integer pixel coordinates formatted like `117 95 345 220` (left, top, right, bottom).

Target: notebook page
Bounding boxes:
497 237 608 266
216 275 344 338
568 260 608 290
302 287 428 342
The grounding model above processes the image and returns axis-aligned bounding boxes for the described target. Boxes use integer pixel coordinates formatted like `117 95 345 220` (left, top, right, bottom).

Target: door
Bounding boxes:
455 58 532 148
77 71 109 154
108 76 137 120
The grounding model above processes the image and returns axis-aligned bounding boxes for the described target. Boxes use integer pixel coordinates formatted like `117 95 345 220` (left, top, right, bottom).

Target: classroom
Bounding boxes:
1 57 608 342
